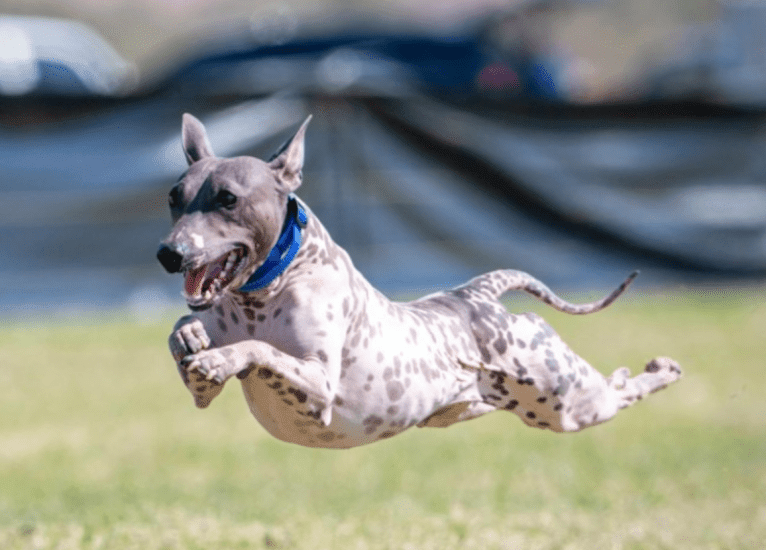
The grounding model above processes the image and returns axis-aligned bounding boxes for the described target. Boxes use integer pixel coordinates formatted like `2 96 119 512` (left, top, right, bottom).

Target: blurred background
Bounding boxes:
2 0 766 317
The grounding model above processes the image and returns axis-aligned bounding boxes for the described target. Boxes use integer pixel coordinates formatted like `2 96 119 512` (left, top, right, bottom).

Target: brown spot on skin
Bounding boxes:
257 314 266 322
215 305 224 316
288 387 308 403
350 332 361 348
493 337 507 355
217 319 227 332
378 431 396 439
377 352 384 363
243 309 255 321
230 312 239 324
273 308 282 318
257 367 273 379
334 396 344 406
317 350 328 363
236 366 254 380
317 432 336 442
363 415 384 435
386 381 405 401
545 358 559 372
247 324 255 336
387 405 399 415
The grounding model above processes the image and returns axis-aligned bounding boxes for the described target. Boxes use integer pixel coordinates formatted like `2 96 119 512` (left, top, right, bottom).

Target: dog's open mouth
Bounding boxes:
184 248 246 308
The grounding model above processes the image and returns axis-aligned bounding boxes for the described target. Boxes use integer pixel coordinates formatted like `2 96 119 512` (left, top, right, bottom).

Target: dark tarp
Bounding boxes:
2 23 766 313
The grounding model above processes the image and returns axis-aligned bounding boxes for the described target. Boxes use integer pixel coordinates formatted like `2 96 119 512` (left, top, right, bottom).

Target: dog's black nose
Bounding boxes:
157 244 183 273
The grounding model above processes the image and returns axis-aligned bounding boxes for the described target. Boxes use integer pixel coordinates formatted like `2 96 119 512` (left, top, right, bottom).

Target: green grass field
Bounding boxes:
1 289 765 549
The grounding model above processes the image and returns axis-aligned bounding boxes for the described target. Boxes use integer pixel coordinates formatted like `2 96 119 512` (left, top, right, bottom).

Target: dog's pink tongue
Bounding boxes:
185 266 207 296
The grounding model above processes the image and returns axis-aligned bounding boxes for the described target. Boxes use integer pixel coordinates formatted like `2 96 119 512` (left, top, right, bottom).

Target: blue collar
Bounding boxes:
238 194 308 292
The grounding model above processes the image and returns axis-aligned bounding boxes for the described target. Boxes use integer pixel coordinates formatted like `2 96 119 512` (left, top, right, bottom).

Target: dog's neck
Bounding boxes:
238 194 308 293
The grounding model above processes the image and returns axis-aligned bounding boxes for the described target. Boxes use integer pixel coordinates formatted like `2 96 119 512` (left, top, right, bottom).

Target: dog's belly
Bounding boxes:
238 337 480 448
236 377 413 449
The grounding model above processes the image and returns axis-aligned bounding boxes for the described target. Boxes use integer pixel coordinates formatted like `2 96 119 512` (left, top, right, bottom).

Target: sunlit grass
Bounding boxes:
1 289 765 549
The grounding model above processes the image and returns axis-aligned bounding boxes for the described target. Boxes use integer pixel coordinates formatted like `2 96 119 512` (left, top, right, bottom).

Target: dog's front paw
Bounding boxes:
181 348 237 385
169 316 211 362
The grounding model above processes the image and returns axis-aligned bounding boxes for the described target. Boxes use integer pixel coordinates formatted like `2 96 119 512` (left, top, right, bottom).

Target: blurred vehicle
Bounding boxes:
0 15 137 97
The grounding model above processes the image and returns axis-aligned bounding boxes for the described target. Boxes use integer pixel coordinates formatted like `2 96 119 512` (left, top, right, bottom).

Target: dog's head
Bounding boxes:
157 113 311 310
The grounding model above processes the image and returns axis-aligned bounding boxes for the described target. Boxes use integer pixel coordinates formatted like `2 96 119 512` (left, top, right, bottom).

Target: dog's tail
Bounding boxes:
461 270 638 315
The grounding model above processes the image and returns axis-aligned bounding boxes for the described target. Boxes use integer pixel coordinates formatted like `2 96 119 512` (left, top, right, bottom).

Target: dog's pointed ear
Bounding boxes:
182 113 215 165
269 115 312 192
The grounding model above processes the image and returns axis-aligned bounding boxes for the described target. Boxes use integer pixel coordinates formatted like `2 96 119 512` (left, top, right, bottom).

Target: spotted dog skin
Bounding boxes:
158 114 682 449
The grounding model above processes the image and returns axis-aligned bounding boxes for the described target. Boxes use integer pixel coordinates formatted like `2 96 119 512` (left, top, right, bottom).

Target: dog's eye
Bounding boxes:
215 190 237 209
168 186 182 208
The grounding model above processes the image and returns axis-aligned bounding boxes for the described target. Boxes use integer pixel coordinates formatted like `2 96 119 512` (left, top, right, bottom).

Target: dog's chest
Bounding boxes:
199 294 304 356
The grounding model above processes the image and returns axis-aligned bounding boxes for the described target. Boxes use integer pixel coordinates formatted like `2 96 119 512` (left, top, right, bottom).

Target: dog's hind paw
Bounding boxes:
644 356 682 393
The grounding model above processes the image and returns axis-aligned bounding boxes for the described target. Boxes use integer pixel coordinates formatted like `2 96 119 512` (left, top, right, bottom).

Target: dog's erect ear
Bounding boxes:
182 113 215 165
268 115 312 193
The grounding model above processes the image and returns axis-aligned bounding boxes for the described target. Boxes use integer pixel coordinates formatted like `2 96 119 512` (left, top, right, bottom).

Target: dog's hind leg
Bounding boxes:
462 307 682 432
606 357 683 411
551 356 682 431
475 349 682 432
417 401 497 428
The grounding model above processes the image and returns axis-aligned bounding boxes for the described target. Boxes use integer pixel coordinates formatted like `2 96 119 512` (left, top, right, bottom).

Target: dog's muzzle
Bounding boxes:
157 243 184 273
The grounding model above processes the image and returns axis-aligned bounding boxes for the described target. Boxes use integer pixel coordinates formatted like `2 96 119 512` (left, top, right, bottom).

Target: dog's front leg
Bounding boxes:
169 315 225 409
169 315 210 361
181 342 335 425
